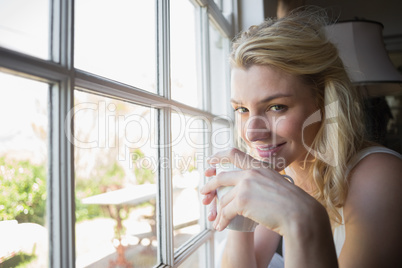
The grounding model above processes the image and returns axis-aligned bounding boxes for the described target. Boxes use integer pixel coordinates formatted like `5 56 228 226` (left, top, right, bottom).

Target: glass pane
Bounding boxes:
170 0 201 108
171 112 206 250
0 0 50 59
214 229 228 268
209 22 229 116
0 72 49 267
74 0 157 93
74 91 158 268
178 243 207 268
212 121 233 154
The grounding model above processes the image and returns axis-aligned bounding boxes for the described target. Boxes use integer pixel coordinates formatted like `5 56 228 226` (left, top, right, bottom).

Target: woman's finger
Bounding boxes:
204 165 216 177
208 197 217 222
213 184 239 231
200 169 243 194
218 184 237 210
202 190 216 205
215 197 240 231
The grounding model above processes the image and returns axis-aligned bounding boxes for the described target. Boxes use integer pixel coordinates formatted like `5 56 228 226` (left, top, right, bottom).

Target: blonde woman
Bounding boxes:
201 8 402 268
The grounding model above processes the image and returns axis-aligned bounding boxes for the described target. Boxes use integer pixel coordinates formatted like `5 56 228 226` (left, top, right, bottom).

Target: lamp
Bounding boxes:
325 20 402 97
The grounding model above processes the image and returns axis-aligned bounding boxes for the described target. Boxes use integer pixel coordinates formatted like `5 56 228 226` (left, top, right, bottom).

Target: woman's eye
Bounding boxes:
234 107 248 113
270 105 286 111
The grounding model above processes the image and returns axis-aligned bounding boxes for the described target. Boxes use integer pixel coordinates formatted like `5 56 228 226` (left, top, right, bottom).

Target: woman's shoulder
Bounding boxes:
341 147 402 263
347 146 402 189
345 146 402 217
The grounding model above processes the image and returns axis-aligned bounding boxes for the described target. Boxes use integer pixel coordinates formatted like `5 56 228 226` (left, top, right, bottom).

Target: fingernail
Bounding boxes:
209 210 216 219
216 225 221 231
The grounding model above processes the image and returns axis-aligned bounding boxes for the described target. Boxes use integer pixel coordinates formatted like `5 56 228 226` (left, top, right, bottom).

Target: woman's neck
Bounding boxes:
285 160 315 194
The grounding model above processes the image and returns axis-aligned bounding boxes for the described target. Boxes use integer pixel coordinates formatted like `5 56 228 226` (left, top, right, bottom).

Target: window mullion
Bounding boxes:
199 8 216 268
158 107 174 266
49 79 75 268
207 0 233 38
0 47 70 81
223 37 233 119
49 0 75 267
158 0 171 100
51 0 74 68
200 7 211 113
202 8 216 259
157 0 174 266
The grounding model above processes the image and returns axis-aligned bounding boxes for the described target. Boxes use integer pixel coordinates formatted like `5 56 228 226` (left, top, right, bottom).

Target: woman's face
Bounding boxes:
231 65 321 170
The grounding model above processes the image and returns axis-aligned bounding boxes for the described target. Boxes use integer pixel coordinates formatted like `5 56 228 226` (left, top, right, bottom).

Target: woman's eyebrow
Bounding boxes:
230 93 293 105
258 93 293 104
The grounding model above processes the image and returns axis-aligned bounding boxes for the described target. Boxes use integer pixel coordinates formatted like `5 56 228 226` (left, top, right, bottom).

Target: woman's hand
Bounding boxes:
201 148 320 236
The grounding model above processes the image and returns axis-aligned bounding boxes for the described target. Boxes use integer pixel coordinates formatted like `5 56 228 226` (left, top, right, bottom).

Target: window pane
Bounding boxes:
74 0 157 93
209 22 229 116
178 243 207 268
0 72 49 267
212 121 233 154
171 112 206 250
170 0 201 108
214 229 228 268
74 91 158 268
0 0 50 59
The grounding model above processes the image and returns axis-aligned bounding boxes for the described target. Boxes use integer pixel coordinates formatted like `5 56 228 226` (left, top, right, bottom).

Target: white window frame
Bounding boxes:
0 0 238 267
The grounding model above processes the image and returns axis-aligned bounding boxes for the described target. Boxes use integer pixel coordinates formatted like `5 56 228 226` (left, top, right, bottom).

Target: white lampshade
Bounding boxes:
325 21 402 97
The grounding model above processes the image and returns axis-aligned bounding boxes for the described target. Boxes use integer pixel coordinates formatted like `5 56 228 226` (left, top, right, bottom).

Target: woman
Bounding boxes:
200 8 402 268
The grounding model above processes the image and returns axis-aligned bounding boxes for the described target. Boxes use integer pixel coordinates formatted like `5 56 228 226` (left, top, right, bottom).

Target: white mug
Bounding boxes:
215 162 258 232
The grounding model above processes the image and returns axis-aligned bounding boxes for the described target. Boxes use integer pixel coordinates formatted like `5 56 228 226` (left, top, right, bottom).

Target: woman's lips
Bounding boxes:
255 142 286 158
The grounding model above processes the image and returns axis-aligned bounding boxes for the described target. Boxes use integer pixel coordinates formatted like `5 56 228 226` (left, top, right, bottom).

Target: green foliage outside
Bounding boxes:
0 157 47 225
0 156 131 225
0 157 44 266
0 147 155 225
0 252 36 268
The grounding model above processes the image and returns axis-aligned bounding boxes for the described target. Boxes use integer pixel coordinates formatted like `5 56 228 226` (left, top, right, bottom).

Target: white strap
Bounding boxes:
346 146 402 177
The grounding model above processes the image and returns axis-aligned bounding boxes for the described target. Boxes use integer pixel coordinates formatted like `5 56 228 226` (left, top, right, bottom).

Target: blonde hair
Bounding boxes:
230 7 367 223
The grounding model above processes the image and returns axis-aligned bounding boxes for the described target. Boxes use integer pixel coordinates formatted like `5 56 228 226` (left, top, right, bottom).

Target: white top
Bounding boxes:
333 207 345 257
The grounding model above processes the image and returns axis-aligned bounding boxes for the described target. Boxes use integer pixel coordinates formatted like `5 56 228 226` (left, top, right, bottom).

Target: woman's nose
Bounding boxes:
244 115 271 142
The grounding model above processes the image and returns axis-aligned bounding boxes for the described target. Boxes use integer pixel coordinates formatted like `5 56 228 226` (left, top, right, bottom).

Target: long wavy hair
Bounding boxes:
230 7 368 224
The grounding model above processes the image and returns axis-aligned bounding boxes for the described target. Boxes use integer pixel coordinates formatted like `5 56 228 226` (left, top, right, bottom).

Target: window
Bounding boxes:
0 0 236 267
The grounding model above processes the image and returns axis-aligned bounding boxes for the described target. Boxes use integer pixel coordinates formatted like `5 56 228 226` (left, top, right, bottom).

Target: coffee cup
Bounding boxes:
215 162 258 232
